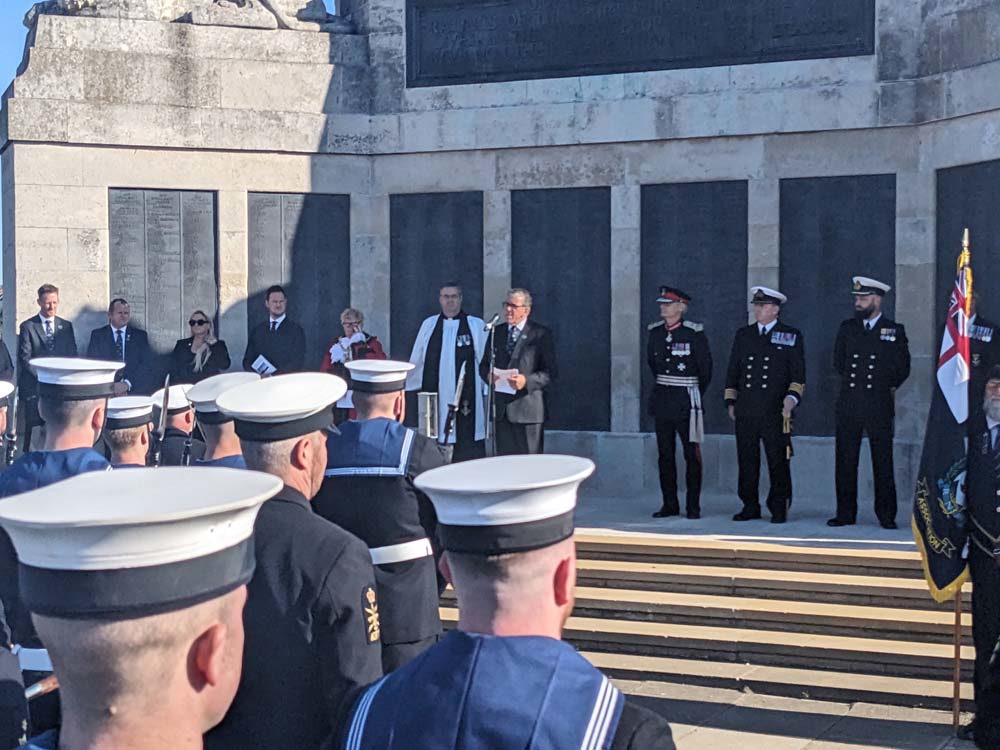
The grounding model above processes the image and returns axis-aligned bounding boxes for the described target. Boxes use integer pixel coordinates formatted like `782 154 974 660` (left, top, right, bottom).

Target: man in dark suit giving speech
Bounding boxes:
479 288 556 455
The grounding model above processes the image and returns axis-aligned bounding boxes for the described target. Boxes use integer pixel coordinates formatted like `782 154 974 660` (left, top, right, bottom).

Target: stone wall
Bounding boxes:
3 4 1000 500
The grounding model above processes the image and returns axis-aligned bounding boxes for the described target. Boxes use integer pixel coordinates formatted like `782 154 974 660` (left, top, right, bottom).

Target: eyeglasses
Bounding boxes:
189 319 208 327
503 302 528 309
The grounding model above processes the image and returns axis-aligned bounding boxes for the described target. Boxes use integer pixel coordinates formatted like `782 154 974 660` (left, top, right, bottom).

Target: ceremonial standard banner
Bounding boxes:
912 233 973 603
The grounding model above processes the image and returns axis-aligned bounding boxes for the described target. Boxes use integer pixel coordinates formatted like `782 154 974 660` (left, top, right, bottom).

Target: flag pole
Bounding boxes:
952 588 963 733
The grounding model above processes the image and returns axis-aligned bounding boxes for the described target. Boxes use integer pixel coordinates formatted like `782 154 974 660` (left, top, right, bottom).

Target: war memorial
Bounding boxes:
2 0 1000 746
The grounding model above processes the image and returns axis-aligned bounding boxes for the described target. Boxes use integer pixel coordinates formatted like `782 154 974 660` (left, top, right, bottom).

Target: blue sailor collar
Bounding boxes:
325 419 415 478
344 630 623 750
0 448 110 497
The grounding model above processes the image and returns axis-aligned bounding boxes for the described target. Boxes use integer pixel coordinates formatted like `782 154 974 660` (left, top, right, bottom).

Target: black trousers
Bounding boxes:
735 414 791 517
0 649 26 750
971 545 1000 706
451 409 486 462
17 397 42 454
835 410 896 525
654 416 701 515
382 633 439 674
495 414 544 455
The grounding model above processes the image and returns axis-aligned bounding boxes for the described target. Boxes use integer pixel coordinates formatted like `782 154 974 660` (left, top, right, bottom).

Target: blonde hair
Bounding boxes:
340 308 364 326
190 310 217 373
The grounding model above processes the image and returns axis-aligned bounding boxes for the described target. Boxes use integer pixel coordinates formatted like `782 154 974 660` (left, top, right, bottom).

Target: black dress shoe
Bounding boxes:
881 520 898 530
770 514 787 524
652 508 679 518
732 508 762 521
826 518 855 527
686 511 700 520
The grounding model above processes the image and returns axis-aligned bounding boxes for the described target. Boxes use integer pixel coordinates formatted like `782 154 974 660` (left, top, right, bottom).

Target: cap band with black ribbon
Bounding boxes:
438 511 576 556
105 414 153 430
38 382 116 402
235 408 334 442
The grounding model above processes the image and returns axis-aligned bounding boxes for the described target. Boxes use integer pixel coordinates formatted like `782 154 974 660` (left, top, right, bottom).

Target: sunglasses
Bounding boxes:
189 319 209 327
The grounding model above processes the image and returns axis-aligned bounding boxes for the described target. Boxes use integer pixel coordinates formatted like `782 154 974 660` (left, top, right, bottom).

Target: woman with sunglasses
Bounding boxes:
169 311 232 384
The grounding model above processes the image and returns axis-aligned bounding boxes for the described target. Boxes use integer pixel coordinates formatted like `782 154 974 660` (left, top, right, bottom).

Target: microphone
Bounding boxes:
483 313 502 332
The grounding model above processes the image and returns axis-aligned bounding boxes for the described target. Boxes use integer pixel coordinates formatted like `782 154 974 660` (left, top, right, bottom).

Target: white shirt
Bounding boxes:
757 320 777 336
513 318 528 332
269 314 287 330
864 313 882 331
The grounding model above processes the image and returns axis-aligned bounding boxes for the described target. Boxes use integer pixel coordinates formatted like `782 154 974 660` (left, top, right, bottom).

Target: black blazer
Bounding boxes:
17 316 77 396
169 338 232 384
967 421 1000 544
0 341 13 385
479 320 556 424
242 318 306 375
86 325 155 395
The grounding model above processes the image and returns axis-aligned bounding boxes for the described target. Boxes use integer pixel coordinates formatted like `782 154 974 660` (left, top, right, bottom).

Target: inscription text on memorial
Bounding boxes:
407 0 875 88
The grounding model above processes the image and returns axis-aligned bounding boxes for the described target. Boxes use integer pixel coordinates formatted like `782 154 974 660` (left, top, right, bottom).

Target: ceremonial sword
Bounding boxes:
4 387 18 467
441 362 466 445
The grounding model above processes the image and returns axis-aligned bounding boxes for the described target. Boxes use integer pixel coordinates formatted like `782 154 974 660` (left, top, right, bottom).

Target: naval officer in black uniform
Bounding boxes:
961 366 1000 746
206 373 383 750
725 287 806 523
829 277 910 529
646 286 712 519
315 360 448 673
333 454 675 749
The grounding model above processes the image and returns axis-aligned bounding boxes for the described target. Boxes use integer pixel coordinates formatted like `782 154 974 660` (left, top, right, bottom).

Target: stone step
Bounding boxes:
575 532 924 578
440 585 971 643
575 558 971 611
439 608 974 681
584 651 974 712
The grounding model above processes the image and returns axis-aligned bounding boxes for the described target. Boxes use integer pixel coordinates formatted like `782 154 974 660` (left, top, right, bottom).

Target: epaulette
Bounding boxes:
647 320 665 331
683 320 704 332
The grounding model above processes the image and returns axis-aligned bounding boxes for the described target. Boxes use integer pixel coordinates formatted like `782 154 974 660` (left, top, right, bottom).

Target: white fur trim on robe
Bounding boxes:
407 314 487 442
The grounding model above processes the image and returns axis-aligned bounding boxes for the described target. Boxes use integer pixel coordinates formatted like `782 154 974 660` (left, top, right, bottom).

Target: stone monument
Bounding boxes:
3 0 1000 509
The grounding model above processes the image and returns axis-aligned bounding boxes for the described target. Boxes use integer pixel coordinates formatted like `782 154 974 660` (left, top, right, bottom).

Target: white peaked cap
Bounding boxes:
346 360 415 393
151 384 194 414
216 372 347 441
30 357 124 400
0 467 282 619
414 455 595 554
0 381 13 400
106 396 154 429
852 276 892 294
750 286 788 305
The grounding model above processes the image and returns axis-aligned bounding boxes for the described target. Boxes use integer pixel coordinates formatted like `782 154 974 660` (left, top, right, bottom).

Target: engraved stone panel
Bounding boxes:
389 192 485 361
780 174 897 437
936 160 1000 334
512 187 611 432
640 182 749 435
109 188 218 359
407 0 876 88
247 193 351 369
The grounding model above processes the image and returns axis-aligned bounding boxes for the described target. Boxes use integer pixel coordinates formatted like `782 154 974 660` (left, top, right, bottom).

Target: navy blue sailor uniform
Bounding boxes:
315 418 448 673
647 317 712 518
332 630 675 750
832 316 910 526
724 321 805 521
195 454 247 469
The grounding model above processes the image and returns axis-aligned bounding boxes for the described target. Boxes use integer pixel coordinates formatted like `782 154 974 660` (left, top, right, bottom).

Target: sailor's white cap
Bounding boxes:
414 455 595 554
186 372 260 424
105 396 154 430
30 357 124 401
750 286 787 305
0 381 13 400
346 360 415 393
151 384 194 415
852 276 892 295
0 467 282 620
216 373 347 441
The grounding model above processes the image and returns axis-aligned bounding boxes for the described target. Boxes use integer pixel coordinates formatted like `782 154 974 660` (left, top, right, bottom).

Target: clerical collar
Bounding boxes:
758 320 777 335
443 311 464 321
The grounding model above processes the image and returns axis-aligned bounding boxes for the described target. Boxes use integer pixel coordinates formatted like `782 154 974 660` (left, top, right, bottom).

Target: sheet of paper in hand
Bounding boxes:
493 368 520 396
251 355 277 376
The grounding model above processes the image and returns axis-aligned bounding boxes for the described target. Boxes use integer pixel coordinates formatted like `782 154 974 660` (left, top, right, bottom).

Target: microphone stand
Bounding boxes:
486 324 498 457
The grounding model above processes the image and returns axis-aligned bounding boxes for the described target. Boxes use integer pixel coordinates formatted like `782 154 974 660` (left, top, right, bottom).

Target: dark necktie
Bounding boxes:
507 326 521 355
991 426 1000 480
114 329 124 361
759 326 767 339
44 320 55 351
270 320 277 333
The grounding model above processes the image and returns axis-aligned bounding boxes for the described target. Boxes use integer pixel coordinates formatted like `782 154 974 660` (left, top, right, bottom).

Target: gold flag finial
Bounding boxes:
959 228 973 316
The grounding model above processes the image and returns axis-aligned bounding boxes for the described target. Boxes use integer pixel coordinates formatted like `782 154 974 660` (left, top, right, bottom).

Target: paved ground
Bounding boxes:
620 679 972 750
576 489 918 552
